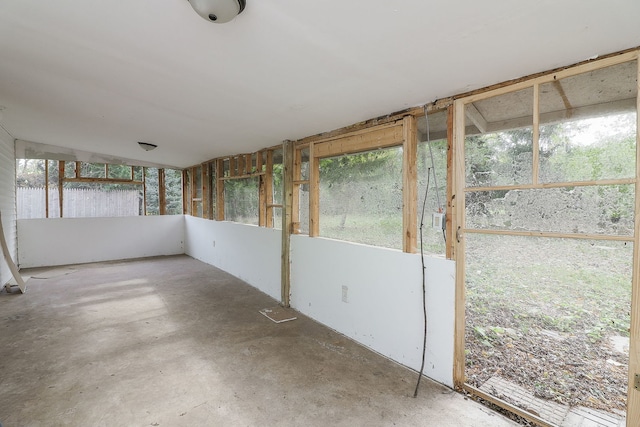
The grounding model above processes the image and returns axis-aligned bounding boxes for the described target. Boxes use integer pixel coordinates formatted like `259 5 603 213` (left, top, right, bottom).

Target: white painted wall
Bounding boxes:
184 216 282 301
0 130 16 285
17 215 185 268
290 235 455 388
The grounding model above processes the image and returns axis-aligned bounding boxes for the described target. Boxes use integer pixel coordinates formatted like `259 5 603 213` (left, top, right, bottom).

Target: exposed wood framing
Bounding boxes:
452 99 466 389
291 147 302 234
44 160 49 218
464 385 555 427
218 172 266 181
63 177 144 185
454 47 640 102
263 150 273 227
465 177 636 193
143 167 148 216
628 56 640 427
532 84 540 185
313 122 404 158
237 155 245 177
281 140 294 307
58 160 64 218
296 106 423 146
308 142 319 237
445 106 454 260
216 159 225 220
201 164 209 219
158 168 166 216
464 103 487 133
402 115 417 253
464 228 634 241
229 156 236 177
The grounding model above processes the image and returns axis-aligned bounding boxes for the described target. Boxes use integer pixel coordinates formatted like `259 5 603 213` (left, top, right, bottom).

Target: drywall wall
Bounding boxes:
17 215 185 268
184 216 281 301
290 235 455 388
0 130 16 285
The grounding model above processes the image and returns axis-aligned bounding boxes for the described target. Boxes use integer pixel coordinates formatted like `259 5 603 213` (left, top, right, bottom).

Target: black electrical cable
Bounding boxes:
413 168 430 398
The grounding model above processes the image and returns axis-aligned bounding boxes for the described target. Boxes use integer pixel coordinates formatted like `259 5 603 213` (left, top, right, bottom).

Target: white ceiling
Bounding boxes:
0 1 639 169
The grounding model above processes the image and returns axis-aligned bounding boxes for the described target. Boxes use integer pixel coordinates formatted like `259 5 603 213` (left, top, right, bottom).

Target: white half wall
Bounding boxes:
0 130 16 285
290 235 455 388
184 216 282 301
17 215 185 268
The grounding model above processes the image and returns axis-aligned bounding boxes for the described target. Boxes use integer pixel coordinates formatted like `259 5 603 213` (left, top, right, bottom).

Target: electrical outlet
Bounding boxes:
432 212 444 230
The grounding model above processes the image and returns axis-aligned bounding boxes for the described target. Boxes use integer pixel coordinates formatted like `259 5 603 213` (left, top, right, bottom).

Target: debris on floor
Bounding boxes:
259 307 297 324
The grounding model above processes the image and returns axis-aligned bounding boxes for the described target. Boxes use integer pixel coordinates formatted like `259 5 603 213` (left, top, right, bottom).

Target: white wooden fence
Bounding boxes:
17 187 142 219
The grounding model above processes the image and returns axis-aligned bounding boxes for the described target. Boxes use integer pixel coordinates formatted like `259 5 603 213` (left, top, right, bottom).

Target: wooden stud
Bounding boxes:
58 161 64 218
532 84 540 185
216 159 225 220
309 142 320 237
237 155 245 177
445 105 454 260
143 167 148 216
452 99 467 390
44 160 49 219
229 157 236 177
628 57 640 427
281 140 294 307
291 147 302 233
201 164 209 219
158 168 166 215
264 150 274 228
402 115 418 253
256 150 264 171
246 153 253 174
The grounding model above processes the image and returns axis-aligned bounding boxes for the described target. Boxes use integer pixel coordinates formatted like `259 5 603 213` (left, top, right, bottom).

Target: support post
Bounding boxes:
281 140 294 307
402 115 418 253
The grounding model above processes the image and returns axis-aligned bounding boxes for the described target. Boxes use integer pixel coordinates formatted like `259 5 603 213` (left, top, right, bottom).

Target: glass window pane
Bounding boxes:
272 150 283 206
80 162 106 178
466 234 631 418
297 183 309 235
108 164 132 180
319 147 403 249
539 61 637 183
224 177 259 225
48 160 60 218
133 166 143 182
145 168 159 215
417 110 448 255
64 161 76 178
63 182 142 217
164 169 183 215
15 159 46 219
465 87 534 187
466 185 635 236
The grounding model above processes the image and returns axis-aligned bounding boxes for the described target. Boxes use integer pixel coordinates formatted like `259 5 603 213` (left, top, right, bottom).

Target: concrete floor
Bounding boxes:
0 255 516 427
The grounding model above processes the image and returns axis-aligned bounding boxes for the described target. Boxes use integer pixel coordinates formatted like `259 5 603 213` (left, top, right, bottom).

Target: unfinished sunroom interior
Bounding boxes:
1 2 640 426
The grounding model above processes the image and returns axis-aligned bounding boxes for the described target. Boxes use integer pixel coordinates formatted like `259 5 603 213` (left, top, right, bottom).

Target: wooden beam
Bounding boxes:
627 58 640 427
229 157 236 177
246 153 253 174
313 122 404 159
452 99 467 389
58 161 64 218
291 147 302 233
45 160 49 219
309 142 320 237
445 106 454 260
201 164 209 219
465 177 636 193
63 177 144 185
532 84 540 185
237 155 245 177
281 140 294 307
158 168 166 215
402 115 418 253
464 228 633 242
464 103 488 133
216 159 225 220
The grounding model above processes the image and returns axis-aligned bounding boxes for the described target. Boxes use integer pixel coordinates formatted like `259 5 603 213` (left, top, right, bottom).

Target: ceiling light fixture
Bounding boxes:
138 142 158 151
188 0 246 23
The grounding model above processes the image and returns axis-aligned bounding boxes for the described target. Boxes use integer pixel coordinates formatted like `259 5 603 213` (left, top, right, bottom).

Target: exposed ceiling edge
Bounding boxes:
15 139 181 170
